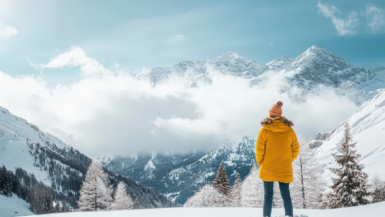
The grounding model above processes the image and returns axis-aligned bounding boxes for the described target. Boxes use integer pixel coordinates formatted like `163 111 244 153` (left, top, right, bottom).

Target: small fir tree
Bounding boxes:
291 140 325 209
231 173 242 207
77 160 113 211
241 164 264 207
328 123 370 208
371 175 385 203
213 163 231 195
110 182 134 210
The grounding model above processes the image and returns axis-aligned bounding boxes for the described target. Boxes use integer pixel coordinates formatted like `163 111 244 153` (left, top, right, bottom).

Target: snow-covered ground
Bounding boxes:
0 195 34 217
18 202 385 217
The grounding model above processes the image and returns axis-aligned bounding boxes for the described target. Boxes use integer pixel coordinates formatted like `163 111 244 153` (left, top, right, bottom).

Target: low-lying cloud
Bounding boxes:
0 47 359 156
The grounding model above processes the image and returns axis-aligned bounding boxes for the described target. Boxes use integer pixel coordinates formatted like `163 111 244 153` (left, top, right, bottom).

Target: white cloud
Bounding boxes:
30 46 110 76
364 5 385 34
175 34 184 38
317 2 359 36
270 43 274 46
0 21 18 38
0 47 359 155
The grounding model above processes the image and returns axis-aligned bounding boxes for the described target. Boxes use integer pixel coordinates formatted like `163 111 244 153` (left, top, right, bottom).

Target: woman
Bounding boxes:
256 101 299 217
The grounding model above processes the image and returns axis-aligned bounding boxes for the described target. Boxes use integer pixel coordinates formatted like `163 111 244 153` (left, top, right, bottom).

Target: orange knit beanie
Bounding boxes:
269 101 283 117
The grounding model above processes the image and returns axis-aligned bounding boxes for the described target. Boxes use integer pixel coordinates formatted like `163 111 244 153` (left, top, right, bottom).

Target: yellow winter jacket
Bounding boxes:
256 117 299 183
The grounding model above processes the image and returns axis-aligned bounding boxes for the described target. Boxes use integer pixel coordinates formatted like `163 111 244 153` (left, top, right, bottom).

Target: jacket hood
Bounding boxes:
260 116 294 132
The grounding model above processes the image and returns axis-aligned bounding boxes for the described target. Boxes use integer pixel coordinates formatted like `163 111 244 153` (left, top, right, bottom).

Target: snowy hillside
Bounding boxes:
0 106 71 187
0 106 173 210
0 195 34 217
20 202 385 217
98 136 256 204
138 45 384 104
310 89 385 181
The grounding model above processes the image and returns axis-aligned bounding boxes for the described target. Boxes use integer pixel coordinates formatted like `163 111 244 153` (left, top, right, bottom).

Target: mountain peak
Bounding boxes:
294 45 348 66
303 45 334 56
308 44 324 50
215 51 242 60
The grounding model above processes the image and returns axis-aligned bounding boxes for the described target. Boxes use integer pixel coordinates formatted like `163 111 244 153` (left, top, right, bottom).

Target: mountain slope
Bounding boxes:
309 89 385 181
0 194 34 217
98 136 256 205
0 106 173 210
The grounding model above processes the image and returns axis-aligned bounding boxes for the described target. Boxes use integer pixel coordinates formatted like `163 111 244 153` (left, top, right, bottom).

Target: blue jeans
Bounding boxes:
263 181 293 217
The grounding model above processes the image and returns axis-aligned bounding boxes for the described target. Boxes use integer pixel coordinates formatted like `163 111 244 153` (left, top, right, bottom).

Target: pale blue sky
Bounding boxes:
0 0 384 86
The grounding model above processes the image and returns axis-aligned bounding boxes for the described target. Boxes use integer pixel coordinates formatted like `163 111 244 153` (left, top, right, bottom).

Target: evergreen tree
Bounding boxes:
213 163 231 195
328 123 370 208
291 140 325 209
231 173 242 207
241 164 263 207
29 185 53 214
371 175 385 203
77 160 113 211
110 182 134 210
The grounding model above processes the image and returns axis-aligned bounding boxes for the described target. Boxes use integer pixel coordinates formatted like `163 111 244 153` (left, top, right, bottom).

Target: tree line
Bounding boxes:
0 165 71 214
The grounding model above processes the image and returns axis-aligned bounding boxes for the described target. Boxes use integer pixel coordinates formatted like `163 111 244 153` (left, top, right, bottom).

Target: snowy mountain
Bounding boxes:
309 89 385 182
283 45 367 90
0 106 173 211
137 51 266 86
98 136 256 205
138 45 384 104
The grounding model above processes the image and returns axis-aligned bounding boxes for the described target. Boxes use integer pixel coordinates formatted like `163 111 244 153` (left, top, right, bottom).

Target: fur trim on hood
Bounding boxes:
260 116 294 127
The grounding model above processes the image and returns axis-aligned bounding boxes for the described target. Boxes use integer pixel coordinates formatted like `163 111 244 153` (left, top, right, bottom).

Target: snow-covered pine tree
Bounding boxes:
231 173 242 207
110 182 134 210
77 160 113 211
328 123 370 208
291 140 325 209
241 164 263 207
184 185 226 207
371 175 385 203
213 162 231 195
